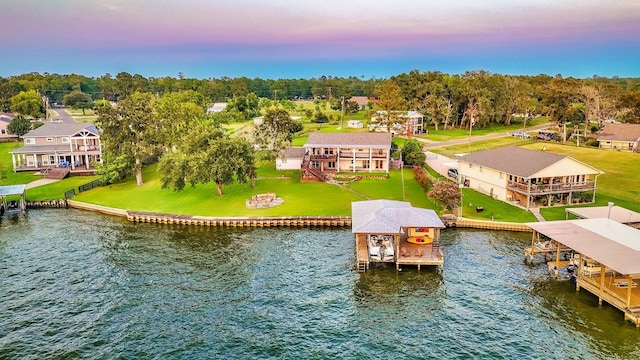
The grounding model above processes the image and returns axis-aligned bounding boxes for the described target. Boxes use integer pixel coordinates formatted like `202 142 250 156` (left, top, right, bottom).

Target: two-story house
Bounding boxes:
457 147 603 209
368 111 425 135
10 122 102 178
301 132 392 182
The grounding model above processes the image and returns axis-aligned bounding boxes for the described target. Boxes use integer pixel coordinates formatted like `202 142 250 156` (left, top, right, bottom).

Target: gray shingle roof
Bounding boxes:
24 122 99 137
304 132 392 148
351 200 445 233
10 145 72 154
458 147 569 178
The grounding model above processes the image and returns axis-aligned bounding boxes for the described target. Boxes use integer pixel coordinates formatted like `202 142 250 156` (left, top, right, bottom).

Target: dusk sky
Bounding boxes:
2 0 640 79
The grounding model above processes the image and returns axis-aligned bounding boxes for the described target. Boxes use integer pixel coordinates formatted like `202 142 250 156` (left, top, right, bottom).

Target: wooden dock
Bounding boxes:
578 275 640 327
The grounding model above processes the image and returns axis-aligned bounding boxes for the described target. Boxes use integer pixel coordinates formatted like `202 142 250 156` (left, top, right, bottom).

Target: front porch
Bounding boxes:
507 177 597 208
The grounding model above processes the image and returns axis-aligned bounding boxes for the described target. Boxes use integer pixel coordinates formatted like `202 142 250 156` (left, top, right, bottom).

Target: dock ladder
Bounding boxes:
357 261 368 272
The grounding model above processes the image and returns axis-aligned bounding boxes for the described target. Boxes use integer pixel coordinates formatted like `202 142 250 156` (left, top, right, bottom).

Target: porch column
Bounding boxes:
369 148 372 173
352 149 356 172
599 266 606 305
385 148 390 173
32 154 37 168
554 242 561 278
11 153 16 171
85 153 90 169
627 275 633 308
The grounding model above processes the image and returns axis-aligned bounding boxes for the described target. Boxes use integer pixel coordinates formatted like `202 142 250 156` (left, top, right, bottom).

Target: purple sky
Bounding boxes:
2 0 640 79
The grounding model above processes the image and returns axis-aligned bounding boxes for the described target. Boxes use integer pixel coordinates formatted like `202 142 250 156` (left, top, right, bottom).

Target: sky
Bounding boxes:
1 0 640 79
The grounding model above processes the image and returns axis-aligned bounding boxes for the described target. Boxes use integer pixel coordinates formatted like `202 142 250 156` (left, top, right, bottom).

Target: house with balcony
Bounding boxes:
597 123 640 152
301 132 392 182
10 122 102 178
368 111 425 135
456 147 603 209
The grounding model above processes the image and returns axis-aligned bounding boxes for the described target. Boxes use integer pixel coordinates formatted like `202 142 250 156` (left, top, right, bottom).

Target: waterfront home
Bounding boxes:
10 122 102 178
352 199 445 272
528 218 640 327
456 147 603 209
597 123 640 152
301 132 392 182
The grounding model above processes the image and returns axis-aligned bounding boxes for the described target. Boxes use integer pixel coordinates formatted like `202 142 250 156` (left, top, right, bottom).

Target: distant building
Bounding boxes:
347 120 363 129
276 147 305 170
206 103 227 113
350 96 370 110
597 123 640 152
0 113 17 141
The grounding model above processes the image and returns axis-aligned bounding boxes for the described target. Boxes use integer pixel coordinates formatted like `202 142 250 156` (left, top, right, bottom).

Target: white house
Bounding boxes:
347 120 363 129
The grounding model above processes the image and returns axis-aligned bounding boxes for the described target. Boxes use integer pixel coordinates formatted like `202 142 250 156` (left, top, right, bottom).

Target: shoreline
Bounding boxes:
64 200 531 232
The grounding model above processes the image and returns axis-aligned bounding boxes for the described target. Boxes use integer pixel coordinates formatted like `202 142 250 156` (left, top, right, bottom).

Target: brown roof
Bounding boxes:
304 132 392 148
528 218 640 276
597 123 640 142
280 147 305 159
458 147 568 178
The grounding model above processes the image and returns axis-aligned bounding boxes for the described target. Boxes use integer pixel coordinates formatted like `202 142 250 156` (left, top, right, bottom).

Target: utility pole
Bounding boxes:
340 96 345 128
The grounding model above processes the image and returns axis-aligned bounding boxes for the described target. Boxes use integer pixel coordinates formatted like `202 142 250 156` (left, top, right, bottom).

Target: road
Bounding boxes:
421 123 551 149
49 108 76 123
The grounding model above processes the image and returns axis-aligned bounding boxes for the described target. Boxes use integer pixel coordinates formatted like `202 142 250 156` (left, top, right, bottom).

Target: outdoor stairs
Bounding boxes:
45 167 70 180
301 155 329 182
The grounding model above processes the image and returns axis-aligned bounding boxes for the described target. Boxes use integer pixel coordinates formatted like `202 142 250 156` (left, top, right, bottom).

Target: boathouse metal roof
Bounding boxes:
0 184 26 196
351 200 445 234
527 218 640 277
566 206 640 225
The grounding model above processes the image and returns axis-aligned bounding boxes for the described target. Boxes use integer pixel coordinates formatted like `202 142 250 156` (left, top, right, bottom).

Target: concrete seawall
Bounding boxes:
64 200 533 231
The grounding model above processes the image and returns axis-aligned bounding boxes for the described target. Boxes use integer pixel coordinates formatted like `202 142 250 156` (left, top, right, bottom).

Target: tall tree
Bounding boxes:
63 90 93 114
7 115 32 137
373 80 407 132
253 107 299 153
10 90 45 118
96 92 160 186
159 123 256 196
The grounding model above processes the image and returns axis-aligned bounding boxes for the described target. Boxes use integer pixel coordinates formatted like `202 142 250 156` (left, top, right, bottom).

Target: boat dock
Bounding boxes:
528 218 640 327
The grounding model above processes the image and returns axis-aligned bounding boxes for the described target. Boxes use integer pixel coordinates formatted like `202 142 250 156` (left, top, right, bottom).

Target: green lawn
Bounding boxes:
0 142 41 185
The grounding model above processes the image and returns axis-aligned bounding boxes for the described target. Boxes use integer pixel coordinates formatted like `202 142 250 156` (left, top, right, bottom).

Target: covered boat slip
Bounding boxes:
352 200 445 272
0 185 27 214
528 218 640 326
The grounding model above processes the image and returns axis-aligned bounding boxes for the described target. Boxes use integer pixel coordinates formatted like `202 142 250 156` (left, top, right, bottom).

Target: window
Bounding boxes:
25 138 35 144
324 148 334 155
311 161 319 168
363 160 370 169
375 160 383 169
327 161 335 169
46 137 54 142
1 129 5 134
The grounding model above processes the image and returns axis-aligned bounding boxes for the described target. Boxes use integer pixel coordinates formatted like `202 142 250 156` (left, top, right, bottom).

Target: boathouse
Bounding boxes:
527 218 640 326
0 184 26 215
565 205 640 229
352 200 445 272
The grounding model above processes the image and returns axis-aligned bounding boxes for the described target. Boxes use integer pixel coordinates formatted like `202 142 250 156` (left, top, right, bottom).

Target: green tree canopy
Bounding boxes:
63 90 94 114
10 90 45 118
400 138 426 166
7 115 32 137
253 107 299 153
96 91 160 186
159 122 256 196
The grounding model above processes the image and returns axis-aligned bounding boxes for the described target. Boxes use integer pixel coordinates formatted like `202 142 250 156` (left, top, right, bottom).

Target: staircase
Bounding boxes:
45 167 70 180
301 154 329 182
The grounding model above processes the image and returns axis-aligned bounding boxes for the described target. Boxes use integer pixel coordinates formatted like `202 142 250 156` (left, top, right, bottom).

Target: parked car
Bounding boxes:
512 131 531 139
537 130 556 141
447 168 459 180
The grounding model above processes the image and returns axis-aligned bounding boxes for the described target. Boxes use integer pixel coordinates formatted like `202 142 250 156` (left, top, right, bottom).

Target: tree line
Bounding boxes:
2 70 640 127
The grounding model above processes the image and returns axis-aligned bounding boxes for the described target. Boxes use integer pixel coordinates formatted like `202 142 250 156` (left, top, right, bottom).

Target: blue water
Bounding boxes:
1 209 639 359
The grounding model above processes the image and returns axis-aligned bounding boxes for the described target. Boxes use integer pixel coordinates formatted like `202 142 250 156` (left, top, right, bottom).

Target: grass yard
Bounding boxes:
418 116 551 142
520 143 640 205
0 142 41 186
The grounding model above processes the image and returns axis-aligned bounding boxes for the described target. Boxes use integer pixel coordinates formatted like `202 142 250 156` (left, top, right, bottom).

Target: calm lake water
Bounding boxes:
1 209 639 359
